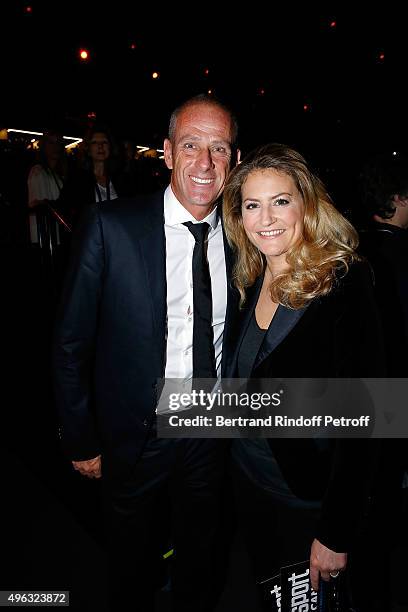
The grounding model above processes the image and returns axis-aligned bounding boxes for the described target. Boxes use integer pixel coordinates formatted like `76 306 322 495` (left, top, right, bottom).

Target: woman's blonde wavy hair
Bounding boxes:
223 143 360 309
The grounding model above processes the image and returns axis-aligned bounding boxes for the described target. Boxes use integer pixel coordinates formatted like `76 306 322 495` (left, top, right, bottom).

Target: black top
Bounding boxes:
235 310 321 508
237 313 267 378
58 168 122 227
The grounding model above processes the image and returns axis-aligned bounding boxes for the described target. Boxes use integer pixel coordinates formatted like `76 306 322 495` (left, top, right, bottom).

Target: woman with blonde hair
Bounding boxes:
222 143 384 605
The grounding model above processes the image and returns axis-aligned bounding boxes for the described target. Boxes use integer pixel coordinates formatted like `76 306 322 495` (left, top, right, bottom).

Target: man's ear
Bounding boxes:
163 139 173 170
393 194 408 207
235 148 241 166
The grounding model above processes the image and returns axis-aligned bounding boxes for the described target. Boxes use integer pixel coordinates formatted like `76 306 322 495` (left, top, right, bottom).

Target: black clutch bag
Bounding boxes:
258 560 355 612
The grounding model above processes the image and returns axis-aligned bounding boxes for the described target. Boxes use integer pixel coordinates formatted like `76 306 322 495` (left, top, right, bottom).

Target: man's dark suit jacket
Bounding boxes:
53 192 238 476
359 222 408 376
225 261 385 552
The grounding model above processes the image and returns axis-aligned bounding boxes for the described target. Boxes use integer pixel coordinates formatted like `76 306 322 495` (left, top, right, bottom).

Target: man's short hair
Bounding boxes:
168 94 238 146
359 154 408 219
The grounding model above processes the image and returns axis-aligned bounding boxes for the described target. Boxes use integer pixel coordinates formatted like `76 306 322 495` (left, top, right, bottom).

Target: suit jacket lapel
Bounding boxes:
226 269 310 376
254 303 309 370
138 192 167 374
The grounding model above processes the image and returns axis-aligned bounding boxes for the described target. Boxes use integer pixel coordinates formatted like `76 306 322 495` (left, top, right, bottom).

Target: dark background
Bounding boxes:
1 4 407 609
2 2 406 161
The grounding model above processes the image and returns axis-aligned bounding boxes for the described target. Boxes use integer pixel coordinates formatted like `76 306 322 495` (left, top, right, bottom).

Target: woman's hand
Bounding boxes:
309 538 347 591
72 455 102 479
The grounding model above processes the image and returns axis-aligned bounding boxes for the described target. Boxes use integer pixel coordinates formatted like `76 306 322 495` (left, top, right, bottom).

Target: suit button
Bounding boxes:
143 419 148 427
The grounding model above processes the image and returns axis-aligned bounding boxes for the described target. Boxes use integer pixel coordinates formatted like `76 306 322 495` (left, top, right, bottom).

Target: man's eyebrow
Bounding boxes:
178 135 230 144
178 134 201 141
178 135 231 149
211 140 231 148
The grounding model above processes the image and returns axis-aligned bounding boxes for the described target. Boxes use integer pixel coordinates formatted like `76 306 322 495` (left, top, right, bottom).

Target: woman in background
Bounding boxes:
60 125 122 225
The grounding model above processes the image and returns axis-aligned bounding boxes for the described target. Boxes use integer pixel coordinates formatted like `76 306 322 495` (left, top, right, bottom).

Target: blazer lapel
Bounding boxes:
254 303 309 370
138 192 167 374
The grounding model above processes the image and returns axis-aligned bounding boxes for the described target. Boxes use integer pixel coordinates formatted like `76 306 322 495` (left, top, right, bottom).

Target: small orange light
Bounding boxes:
152 71 159 79
303 104 309 111
204 68 209 76
208 89 212 95
130 43 137 50
330 20 336 28
25 5 32 13
379 53 385 60
79 49 89 60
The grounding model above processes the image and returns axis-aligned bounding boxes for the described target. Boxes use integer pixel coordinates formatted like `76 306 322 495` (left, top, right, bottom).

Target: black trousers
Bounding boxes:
103 436 229 612
232 460 398 612
231 462 320 586
349 440 408 612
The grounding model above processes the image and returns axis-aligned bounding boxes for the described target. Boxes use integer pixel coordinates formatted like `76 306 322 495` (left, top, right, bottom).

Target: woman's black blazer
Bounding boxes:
226 261 385 551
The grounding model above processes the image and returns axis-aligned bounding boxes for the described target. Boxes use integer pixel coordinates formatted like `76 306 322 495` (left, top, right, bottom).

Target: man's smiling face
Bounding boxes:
164 102 234 220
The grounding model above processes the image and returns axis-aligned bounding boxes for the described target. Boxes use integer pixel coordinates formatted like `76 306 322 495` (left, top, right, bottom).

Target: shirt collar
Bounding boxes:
164 185 219 230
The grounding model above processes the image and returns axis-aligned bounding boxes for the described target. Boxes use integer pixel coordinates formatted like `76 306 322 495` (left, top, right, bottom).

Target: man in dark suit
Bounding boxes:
53 94 240 612
358 154 408 375
356 154 408 611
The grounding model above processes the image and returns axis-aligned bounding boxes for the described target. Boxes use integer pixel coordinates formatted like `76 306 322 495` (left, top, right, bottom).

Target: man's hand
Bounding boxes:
72 455 102 479
310 538 347 591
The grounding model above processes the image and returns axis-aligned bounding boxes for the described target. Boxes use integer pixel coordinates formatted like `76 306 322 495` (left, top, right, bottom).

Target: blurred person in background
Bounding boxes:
357 153 408 612
59 125 122 226
27 129 68 245
358 153 408 375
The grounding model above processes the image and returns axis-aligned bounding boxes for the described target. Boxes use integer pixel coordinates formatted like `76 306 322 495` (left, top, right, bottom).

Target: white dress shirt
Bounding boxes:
164 185 227 382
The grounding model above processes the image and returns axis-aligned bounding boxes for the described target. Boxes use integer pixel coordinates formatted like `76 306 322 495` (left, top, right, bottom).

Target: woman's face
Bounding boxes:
241 169 305 271
44 135 63 162
88 132 110 162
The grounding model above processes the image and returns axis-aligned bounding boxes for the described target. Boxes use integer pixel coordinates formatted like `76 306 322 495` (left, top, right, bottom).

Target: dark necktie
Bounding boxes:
183 221 217 380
